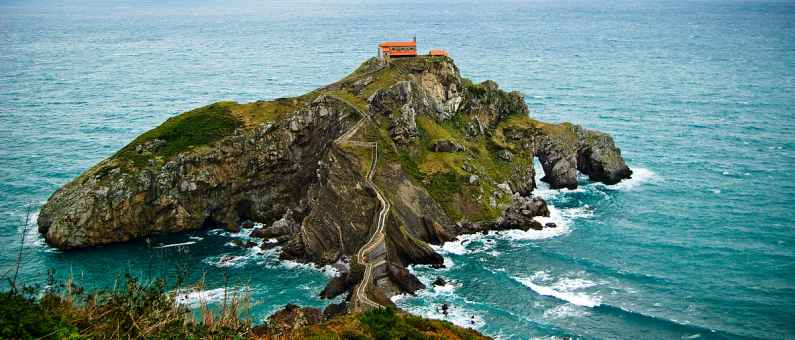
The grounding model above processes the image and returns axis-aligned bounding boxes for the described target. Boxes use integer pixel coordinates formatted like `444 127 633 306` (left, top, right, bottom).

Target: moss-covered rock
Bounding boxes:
254 306 490 340
38 56 631 308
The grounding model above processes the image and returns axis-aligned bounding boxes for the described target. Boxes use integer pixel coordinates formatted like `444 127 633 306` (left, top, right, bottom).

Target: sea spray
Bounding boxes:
512 272 603 308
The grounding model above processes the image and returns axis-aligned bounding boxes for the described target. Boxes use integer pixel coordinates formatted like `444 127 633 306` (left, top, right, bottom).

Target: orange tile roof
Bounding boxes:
378 41 416 47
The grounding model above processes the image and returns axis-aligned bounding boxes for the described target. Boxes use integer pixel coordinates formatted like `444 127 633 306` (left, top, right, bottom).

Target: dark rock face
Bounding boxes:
433 277 447 287
422 216 454 245
368 81 420 144
387 219 444 267
430 139 464 153
38 56 633 309
322 302 348 319
250 209 300 240
460 80 528 127
37 96 360 249
264 304 324 335
320 274 353 299
387 263 425 295
280 146 377 265
453 196 550 233
499 196 550 231
576 129 633 184
537 149 579 190
531 125 632 190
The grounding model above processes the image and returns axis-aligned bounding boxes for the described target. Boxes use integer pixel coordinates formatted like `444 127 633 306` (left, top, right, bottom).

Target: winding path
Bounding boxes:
335 112 390 311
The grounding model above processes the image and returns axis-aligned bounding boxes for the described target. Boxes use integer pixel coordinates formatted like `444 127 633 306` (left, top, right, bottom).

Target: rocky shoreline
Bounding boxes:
37 56 631 315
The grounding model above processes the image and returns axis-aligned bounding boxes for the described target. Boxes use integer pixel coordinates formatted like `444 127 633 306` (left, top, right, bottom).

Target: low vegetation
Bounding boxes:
0 273 250 339
114 101 243 167
1 277 486 339
272 307 487 340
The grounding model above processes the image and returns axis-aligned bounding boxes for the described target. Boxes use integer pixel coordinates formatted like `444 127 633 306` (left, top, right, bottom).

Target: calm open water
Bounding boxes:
1 0 793 339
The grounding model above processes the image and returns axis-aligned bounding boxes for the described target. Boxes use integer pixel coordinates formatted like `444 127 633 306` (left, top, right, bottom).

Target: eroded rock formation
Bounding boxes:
38 56 632 309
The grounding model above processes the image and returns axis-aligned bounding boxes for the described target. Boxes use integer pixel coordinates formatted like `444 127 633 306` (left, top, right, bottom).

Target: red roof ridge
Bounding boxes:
378 41 417 47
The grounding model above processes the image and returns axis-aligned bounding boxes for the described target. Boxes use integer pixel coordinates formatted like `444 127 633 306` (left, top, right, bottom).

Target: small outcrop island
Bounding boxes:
38 56 631 313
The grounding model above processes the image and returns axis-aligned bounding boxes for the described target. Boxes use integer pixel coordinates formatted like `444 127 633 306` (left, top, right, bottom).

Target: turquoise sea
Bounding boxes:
1 0 794 338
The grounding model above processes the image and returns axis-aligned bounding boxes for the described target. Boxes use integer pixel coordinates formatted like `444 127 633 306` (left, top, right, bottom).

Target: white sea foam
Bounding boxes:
204 245 272 268
443 256 455 269
513 272 602 308
604 167 657 191
438 238 469 255
173 286 249 307
432 207 581 257
206 224 258 239
497 203 589 241
543 304 591 319
155 241 196 249
188 236 204 241
392 294 485 330
277 259 339 277
174 287 227 306
416 304 485 329
13 210 48 249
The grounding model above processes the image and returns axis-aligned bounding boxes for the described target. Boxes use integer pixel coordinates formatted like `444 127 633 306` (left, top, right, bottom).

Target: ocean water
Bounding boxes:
1 0 794 338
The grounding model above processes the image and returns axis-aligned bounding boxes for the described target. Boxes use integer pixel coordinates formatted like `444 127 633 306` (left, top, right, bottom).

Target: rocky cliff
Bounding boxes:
38 56 631 310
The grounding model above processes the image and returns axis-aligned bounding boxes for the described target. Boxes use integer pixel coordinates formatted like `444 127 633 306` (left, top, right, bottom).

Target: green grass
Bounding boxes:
325 89 369 113
361 67 404 98
357 307 485 340
0 289 79 339
426 171 465 221
115 101 242 167
1 274 250 339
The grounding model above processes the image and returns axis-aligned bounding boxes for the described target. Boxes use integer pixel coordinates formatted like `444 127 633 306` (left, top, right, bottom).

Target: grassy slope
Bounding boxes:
112 96 311 170
271 308 488 340
108 56 565 223
1 282 487 340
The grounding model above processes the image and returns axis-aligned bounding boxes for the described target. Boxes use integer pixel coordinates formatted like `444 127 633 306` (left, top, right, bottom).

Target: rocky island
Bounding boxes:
37 56 631 333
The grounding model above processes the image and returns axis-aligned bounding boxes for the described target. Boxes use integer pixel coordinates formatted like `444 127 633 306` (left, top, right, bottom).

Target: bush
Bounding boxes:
359 308 427 340
0 274 250 339
0 288 79 339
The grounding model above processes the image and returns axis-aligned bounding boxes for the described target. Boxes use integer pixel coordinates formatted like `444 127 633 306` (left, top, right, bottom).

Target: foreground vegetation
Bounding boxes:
1 274 250 339
1 274 487 339
259 307 487 340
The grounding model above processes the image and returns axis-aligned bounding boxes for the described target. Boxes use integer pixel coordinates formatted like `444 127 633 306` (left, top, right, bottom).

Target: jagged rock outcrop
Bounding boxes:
499 196 550 231
39 56 632 309
38 96 360 249
259 304 324 335
534 126 632 189
430 139 464 152
387 263 425 294
576 128 633 184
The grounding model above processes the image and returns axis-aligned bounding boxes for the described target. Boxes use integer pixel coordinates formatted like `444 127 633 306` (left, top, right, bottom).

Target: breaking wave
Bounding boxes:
275 259 339 277
598 167 658 192
203 245 275 268
173 286 250 307
512 272 602 308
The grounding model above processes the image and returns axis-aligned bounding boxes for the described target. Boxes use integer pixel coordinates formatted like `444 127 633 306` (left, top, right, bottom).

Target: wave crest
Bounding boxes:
512 272 602 308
